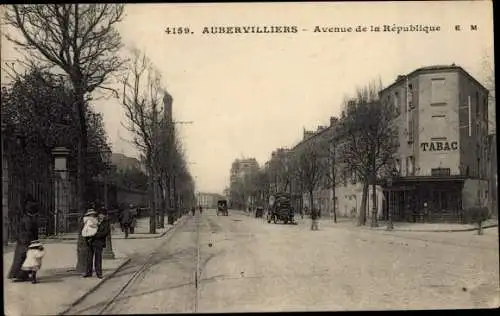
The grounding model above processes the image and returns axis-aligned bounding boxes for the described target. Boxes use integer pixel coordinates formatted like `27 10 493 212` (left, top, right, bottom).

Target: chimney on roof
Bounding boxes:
330 116 338 127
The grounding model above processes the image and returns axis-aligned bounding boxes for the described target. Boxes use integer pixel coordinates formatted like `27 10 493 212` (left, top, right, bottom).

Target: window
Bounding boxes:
408 112 414 143
431 78 446 105
395 158 401 174
394 92 400 114
475 91 480 116
350 169 357 184
408 83 414 110
431 115 447 138
343 167 349 187
406 156 415 176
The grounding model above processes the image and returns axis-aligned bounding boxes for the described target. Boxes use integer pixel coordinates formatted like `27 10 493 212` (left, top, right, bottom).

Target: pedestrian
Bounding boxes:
129 205 138 234
21 239 46 284
191 206 195 216
121 206 131 238
311 208 319 231
83 207 111 279
8 197 40 282
199 205 203 215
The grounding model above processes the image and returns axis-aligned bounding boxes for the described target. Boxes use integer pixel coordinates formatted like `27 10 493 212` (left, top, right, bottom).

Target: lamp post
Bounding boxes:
101 149 115 260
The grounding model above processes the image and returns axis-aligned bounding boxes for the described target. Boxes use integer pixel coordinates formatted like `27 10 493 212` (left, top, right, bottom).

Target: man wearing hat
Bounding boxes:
82 207 110 278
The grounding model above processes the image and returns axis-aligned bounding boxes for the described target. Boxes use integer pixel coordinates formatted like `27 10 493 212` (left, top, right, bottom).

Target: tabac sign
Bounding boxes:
420 141 458 152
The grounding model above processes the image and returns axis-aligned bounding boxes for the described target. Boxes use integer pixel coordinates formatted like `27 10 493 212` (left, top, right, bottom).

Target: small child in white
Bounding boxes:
82 209 99 240
21 240 46 284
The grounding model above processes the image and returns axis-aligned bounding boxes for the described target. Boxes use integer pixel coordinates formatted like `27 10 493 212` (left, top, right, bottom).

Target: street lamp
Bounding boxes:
386 167 398 231
101 149 115 260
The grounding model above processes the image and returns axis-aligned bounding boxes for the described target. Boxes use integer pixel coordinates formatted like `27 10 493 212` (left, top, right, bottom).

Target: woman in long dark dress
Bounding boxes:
8 199 39 281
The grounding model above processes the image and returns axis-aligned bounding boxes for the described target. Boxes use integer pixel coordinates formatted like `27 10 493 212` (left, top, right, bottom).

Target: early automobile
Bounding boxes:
267 193 296 224
217 200 229 216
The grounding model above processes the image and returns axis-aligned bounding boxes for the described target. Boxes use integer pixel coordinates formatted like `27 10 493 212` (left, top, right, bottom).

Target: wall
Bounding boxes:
416 71 461 176
335 183 384 218
458 73 489 178
488 134 497 217
462 179 489 209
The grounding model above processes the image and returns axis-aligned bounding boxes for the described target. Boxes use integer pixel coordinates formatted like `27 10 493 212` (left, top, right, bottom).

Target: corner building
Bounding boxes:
379 65 490 222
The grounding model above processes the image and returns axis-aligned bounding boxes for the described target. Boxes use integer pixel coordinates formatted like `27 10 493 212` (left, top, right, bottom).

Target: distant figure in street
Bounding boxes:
21 240 45 284
199 205 203 214
302 207 308 219
120 205 134 238
8 197 40 282
83 207 111 279
311 208 319 231
129 205 138 234
191 206 196 216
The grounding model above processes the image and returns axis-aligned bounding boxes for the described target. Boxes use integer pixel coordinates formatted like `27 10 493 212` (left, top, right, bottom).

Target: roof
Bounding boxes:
380 64 489 95
291 124 335 151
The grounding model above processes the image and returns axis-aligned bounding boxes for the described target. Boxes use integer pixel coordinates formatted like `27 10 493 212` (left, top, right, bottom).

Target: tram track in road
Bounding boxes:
63 210 242 315
61 215 196 315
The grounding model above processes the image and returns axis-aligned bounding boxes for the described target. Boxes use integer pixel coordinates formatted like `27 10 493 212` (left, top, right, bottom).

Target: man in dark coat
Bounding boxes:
8 198 39 281
83 207 111 279
311 208 319 231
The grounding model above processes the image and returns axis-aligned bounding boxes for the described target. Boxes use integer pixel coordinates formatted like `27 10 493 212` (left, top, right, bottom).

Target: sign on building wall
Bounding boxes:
420 141 458 152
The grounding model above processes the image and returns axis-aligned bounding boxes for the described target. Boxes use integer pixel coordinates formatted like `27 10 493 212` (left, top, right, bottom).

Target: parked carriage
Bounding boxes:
217 199 229 216
267 193 296 224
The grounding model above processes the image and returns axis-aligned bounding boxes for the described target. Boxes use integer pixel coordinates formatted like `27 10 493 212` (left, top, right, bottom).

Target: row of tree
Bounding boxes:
229 80 399 227
121 48 195 232
2 4 195 272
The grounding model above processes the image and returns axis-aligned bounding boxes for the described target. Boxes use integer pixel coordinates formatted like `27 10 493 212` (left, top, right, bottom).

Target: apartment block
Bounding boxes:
379 65 490 222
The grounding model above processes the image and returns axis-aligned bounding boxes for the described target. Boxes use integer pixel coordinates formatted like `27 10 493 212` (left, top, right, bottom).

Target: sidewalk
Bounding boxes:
3 216 183 316
306 217 499 233
42 217 171 241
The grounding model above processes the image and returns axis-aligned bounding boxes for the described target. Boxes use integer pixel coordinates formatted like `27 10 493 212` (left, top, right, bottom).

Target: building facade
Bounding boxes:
379 65 490 222
289 117 384 219
197 192 223 209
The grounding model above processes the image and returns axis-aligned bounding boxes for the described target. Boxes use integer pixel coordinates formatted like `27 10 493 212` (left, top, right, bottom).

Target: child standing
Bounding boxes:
82 209 99 241
21 240 45 284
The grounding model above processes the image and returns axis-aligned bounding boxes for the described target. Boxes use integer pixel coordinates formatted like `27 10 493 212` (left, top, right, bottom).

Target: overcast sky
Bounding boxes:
1 2 494 194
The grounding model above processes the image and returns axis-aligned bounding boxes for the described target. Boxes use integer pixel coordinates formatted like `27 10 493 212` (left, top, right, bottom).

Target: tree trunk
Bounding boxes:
75 94 89 274
358 181 369 226
370 174 378 227
167 176 174 225
147 155 156 234
160 188 166 228
309 190 314 216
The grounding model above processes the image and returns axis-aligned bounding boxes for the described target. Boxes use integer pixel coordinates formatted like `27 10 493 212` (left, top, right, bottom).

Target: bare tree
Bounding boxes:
121 48 165 234
291 142 327 215
338 80 398 227
320 126 343 223
4 4 125 272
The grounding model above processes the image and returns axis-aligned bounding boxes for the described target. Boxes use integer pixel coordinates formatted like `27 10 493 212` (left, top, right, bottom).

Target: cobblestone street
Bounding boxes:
59 210 499 314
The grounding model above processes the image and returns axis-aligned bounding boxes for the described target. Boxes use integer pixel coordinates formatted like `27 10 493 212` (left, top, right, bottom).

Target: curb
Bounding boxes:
360 223 498 233
57 257 131 316
56 216 186 315
41 221 180 242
